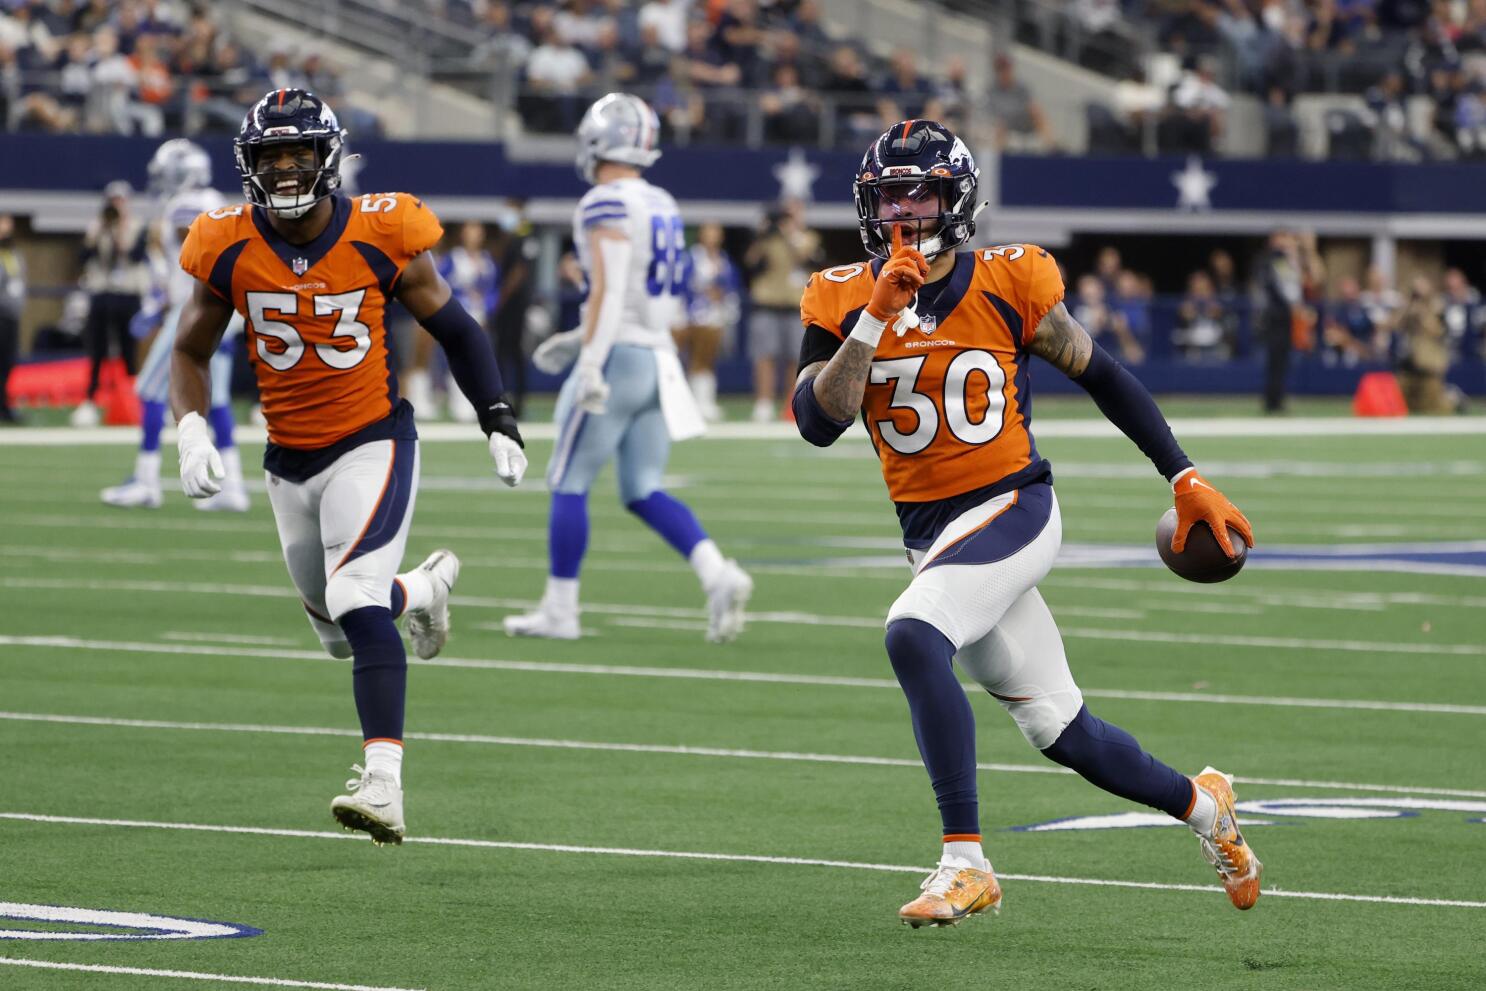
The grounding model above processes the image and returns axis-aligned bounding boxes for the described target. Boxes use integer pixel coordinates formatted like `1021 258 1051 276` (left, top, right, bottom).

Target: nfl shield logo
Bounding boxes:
291 257 309 276
919 314 937 336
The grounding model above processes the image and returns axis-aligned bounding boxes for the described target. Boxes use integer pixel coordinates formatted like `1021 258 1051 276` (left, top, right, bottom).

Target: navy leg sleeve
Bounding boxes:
885 618 980 836
340 605 408 742
1041 705 1194 819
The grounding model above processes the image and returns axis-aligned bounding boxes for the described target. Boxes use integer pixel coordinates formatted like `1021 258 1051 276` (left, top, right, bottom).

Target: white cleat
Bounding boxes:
705 560 752 643
100 478 162 509
405 548 460 660
70 401 101 428
193 486 251 513
503 606 580 640
330 764 405 846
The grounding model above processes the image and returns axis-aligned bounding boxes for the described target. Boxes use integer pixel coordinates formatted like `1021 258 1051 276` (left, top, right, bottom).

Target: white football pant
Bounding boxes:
888 484 1085 751
266 439 421 658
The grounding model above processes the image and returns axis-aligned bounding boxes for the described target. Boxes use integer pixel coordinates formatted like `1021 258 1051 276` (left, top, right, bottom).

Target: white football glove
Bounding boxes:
176 410 224 498
574 361 610 414
532 329 584 375
488 431 527 487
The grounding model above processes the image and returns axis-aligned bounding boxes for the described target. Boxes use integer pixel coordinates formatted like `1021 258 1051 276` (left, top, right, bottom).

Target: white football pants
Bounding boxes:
266 439 420 658
888 484 1085 750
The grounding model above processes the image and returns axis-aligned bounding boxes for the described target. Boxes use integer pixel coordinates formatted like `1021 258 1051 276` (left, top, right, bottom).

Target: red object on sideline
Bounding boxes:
6 356 91 408
97 358 140 425
1352 371 1408 417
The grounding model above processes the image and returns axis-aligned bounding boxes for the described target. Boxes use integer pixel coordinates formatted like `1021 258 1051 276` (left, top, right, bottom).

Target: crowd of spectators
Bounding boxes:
1060 236 1482 410
1068 1 1486 160
454 0 975 147
0 0 377 137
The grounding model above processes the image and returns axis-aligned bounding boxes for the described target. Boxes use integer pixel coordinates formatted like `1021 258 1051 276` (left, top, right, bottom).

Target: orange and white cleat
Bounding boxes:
1192 766 1262 910
898 861 1003 928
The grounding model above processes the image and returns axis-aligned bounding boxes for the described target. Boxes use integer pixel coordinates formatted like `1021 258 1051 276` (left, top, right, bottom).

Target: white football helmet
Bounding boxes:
574 92 662 184
148 138 212 196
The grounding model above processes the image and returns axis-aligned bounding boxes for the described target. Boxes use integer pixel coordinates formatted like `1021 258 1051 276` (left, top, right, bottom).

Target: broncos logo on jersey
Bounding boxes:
799 244 1065 505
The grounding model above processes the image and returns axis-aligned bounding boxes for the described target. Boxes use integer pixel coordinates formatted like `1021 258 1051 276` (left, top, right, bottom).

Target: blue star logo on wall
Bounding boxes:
1171 156 1217 211
773 147 820 202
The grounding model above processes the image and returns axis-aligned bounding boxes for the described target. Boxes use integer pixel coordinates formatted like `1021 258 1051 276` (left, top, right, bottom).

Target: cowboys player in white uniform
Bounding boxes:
507 93 752 642
100 138 250 511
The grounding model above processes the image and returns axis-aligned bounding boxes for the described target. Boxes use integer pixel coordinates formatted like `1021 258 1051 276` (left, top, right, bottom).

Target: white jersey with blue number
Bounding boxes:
161 187 228 309
572 176 685 349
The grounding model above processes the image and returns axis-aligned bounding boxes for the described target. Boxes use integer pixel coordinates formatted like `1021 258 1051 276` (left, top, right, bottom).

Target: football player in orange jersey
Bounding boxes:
793 121 1261 925
169 89 528 845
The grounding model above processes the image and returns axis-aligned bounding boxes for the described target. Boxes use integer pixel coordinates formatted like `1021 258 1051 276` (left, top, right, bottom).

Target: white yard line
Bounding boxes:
1066 626 1484 656
1 710 1482 799
2 577 1479 656
0 958 423 991
0 546 1455 614
4 635 1485 718
162 631 301 646
2 811 1482 910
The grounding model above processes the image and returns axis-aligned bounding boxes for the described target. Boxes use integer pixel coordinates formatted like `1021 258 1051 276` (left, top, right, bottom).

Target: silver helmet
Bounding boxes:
148 138 212 196
574 93 661 184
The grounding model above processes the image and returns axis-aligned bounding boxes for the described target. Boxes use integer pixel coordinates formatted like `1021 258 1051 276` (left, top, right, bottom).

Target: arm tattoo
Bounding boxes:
1027 301 1094 377
808 338 876 420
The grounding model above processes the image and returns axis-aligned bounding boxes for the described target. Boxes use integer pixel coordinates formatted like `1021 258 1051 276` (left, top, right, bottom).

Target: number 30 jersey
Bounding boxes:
180 193 443 453
572 176 685 349
798 246 1065 546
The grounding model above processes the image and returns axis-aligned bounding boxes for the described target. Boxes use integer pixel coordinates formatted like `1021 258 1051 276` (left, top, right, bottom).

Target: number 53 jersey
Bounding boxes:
180 192 444 452
798 245 1065 547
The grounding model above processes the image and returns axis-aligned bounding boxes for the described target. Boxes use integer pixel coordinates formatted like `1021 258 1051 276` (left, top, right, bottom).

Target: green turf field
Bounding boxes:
1 415 1484 990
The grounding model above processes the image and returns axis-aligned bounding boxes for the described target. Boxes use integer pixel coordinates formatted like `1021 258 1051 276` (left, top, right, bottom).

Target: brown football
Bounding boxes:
1155 507 1247 583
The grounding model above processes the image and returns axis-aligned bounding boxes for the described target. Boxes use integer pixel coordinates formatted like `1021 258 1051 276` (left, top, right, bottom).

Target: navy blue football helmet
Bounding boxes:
234 88 346 219
854 120 982 260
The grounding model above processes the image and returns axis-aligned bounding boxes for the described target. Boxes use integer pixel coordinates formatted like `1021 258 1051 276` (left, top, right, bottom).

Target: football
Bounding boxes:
1155 508 1247 583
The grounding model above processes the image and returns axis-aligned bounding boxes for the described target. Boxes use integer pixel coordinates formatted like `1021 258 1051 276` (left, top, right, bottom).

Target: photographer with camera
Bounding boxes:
744 198 820 422
71 180 149 428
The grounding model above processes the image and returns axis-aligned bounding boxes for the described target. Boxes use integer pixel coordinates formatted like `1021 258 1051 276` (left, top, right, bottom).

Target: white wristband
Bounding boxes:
849 309 889 348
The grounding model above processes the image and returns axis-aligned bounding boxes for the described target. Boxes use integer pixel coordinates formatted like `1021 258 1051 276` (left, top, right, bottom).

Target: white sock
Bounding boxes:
1185 781 1218 835
396 568 435 616
545 576 579 614
406 369 434 419
689 371 716 407
689 539 727 589
219 446 244 490
942 839 988 871
446 375 477 422
363 740 403 786
135 450 161 487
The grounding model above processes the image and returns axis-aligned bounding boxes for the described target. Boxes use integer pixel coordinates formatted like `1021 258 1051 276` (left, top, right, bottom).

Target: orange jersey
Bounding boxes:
180 192 443 450
800 245 1064 505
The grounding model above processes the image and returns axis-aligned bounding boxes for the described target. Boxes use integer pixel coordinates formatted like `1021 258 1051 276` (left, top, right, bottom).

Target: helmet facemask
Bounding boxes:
238 136 341 219
856 172 975 261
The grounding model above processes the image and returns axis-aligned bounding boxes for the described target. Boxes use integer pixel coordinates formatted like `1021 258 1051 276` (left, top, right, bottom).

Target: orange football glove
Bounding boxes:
1171 469 1255 558
866 225 929 321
